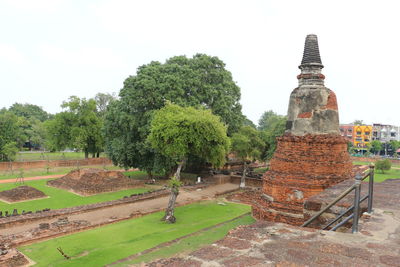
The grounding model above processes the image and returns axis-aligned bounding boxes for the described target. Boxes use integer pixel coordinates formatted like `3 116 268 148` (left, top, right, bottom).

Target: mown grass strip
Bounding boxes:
19 201 251 267
111 214 255 266
0 179 149 213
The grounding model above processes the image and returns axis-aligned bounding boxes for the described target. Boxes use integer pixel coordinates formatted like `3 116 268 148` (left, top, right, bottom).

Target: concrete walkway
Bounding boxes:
1 183 240 236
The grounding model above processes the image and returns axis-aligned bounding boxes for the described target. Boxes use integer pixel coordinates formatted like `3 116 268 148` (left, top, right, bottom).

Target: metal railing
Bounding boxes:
302 165 375 233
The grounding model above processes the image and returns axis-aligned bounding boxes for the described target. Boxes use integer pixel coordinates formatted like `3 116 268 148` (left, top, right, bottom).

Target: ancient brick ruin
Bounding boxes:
47 168 145 196
252 34 353 225
0 186 47 203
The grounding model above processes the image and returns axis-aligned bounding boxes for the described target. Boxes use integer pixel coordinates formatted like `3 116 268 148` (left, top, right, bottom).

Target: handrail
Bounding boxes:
302 184 355 227
302 165 375 233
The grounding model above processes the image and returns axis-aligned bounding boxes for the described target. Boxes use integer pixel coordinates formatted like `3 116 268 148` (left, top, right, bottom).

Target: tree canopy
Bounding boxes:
0 112 21 161
231 126 264 187
45 96 104 158
369 140 383 155
258 110 286 160
105 54 243 175
148 103 230 222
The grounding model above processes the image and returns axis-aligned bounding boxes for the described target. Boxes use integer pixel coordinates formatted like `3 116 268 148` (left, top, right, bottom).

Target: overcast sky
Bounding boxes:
1 0 399 126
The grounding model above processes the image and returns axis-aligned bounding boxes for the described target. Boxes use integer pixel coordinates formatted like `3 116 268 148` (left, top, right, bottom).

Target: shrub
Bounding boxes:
375 159 392 174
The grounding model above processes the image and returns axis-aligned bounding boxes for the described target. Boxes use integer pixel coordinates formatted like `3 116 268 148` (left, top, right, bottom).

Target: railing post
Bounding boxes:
352 174 362 233
367 164 375 213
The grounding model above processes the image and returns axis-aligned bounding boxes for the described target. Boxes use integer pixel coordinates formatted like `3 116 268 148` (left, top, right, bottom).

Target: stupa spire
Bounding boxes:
300 34 323 68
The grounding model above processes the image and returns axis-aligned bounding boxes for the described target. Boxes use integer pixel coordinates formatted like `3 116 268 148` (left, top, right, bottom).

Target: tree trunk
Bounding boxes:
240 161 247 188
84 150 89 159
147 171 153 179
162 158 186 223
96 152 100 158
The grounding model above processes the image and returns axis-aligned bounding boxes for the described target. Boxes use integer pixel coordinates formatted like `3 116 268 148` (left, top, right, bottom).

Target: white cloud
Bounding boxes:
2 0 66 13
0 43 27 65
38 44 127 70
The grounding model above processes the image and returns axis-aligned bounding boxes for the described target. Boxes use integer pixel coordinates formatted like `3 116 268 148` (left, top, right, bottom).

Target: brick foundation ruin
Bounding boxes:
252 35 353 225
0 186 47 203
47 168 145 196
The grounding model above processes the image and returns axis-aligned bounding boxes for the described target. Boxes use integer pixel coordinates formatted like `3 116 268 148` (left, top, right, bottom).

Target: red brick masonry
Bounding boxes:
252 133 353 225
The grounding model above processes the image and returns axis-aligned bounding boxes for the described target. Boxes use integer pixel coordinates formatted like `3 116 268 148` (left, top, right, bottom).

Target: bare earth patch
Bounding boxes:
0 186 47 203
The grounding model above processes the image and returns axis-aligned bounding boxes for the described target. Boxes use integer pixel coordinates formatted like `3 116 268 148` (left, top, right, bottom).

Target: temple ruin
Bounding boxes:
252 34 353 225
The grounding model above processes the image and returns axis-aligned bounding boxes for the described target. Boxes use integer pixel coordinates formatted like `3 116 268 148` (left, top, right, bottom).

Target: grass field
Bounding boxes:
116 214 255 266
19 201 252 267
15 152 106 161
372 168 400 182
0 179 149 213
353 160 400 168
352 161 400 182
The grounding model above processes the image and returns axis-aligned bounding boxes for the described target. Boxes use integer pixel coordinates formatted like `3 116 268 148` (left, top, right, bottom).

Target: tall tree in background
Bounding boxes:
0 112 21 161
105 54 243 176
258 110 286 160
231 126 264 188
8 103 51 150
94 92 117 118
369 140 383 155
8 103 51 122
352 120 364 125
148 103 229 223
45 96 103 158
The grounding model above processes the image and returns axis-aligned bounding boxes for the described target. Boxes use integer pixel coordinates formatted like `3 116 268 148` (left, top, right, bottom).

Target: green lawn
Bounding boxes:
0 179 149 213
254 167 268 173
116 214 255 266
373 168 400 182
0 165 121 181
19 201 251 267
15 152 106 161
352 161 400 182
353 160 400 168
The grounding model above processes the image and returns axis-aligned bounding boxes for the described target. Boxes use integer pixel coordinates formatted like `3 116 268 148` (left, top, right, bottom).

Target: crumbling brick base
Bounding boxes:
252 133 353 225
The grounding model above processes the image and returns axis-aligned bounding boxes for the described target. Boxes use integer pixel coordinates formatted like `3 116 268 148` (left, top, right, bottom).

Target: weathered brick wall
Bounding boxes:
253 134 353 226
0 248 28 267
229 175 262 187
0 158 112 171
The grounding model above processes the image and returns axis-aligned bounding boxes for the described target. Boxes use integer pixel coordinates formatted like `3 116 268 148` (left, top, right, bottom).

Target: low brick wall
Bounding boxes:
351 156 400 165
229 175 262 187
0 157 112 171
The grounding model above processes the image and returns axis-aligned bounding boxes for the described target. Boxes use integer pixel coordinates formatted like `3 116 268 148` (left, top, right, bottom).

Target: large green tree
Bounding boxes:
45 96 104 158
369 140 383 155
258 111 286 160
148 103 230 223
0 112 21 161
8 103 51 122
105 54 243 175
8 103 51 150
231 126 264 188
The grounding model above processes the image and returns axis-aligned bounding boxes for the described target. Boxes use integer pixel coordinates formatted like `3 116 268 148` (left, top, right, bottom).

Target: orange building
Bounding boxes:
353 125 372 149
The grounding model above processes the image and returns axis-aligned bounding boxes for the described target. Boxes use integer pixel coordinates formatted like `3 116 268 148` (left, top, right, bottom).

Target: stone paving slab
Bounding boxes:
148 213 400 267
147 179 400 266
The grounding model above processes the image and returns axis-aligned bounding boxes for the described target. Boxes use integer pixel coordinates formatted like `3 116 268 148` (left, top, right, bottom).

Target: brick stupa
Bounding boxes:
252 34 353 225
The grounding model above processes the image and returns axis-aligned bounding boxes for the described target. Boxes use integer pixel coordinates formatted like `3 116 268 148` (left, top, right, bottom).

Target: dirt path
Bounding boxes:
1 183 240 236
0 174 64 184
